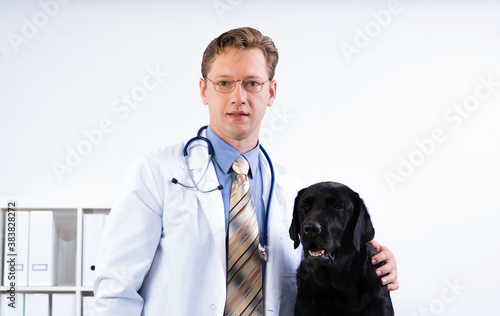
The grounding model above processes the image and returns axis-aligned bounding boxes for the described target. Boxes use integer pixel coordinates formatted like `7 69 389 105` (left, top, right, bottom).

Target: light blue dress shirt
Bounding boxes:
206 126 265 243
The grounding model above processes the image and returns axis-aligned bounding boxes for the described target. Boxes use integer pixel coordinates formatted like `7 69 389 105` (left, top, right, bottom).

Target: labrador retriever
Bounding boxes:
289 181 394 316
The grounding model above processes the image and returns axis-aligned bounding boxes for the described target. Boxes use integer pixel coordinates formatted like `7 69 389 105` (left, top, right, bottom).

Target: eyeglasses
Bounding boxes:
205 77 269 93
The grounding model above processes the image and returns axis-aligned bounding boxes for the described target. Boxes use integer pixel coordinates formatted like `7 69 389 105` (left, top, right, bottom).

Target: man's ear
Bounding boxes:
267 79 277 108
199 78 208 105
289 188 306 249
352 195 375 252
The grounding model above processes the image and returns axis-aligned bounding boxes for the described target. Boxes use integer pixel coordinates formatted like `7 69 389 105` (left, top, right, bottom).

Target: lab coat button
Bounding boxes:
210 304 217 312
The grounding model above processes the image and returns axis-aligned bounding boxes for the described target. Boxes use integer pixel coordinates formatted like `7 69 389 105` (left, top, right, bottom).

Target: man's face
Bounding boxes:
200 48 276 149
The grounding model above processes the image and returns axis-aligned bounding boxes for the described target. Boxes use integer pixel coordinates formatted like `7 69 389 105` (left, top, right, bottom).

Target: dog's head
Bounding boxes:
289 181 375 263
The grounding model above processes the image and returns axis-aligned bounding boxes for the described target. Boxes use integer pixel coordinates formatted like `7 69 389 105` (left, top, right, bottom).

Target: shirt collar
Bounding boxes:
205 126 260 178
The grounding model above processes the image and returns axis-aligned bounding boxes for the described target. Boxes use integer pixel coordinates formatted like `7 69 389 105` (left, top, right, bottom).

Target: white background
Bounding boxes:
1 0 500 314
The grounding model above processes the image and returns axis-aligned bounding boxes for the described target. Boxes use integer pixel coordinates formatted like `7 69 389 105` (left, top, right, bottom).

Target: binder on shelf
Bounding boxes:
82 213 107 287
3 211 30 286
27 211 56 286
1 209 4 285
82 296 95 316
52 293 76 316
24 293 49 316
57 228 77 286
1 293 24 316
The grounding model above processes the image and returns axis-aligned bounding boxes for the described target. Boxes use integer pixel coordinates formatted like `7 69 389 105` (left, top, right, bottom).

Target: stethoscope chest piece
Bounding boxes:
258 243 269 261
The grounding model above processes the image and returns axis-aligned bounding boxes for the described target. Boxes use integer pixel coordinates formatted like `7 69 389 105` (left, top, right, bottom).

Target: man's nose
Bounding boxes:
231 81 247 100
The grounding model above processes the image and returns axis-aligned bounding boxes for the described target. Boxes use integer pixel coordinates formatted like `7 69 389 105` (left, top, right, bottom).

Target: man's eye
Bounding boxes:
246 81 259 87
217 81 229 87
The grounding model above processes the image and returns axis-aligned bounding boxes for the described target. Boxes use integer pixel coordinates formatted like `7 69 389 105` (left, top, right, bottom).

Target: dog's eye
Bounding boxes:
334 203 343 210
300 205 310 211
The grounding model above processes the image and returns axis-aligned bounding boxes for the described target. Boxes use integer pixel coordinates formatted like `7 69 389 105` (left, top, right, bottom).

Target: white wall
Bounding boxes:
1 0 499 314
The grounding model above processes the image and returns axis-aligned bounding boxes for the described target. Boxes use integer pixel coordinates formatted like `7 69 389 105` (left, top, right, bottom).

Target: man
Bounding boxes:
93 27 398 315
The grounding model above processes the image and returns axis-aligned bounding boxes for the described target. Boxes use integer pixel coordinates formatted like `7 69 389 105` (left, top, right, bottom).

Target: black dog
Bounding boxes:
289 182 394 316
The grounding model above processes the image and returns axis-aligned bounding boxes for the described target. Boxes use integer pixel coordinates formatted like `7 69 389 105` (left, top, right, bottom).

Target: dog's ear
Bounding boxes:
289 188 306 249
352 195 375 252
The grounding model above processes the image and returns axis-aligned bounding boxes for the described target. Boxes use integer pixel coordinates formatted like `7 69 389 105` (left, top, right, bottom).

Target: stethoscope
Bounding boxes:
171 125 274 261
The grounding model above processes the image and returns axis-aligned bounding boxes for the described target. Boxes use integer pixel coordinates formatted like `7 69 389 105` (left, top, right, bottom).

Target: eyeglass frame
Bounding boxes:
204 77 271 94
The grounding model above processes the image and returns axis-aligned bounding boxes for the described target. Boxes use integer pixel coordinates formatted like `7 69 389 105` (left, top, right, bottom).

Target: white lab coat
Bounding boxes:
93 138 302 316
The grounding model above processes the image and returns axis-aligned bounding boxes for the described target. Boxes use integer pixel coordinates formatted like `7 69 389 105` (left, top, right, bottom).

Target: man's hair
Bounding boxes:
201 27 279 80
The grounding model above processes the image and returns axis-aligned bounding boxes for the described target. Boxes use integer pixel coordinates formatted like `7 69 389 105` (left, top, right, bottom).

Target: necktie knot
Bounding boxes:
232 155 249 176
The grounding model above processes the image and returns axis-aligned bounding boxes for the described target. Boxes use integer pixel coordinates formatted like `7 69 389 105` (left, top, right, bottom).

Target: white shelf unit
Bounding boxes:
0 198 111 316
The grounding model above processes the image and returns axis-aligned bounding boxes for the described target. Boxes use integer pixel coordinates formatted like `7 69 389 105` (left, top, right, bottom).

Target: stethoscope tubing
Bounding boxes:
173 125 275 260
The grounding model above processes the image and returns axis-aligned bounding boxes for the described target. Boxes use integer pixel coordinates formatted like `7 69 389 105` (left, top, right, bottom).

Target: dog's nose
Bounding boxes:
303 223 321 235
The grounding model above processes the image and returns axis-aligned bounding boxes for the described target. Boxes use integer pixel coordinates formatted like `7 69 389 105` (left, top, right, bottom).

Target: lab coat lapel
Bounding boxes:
181 143 226 275
261 153 271 213
260 153 285 314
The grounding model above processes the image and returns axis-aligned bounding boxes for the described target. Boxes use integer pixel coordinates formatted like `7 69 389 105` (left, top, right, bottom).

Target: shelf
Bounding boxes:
0 286 79 292
0 199 111 316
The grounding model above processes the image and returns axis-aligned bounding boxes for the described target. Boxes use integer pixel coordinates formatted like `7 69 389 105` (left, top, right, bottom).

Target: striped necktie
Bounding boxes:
225 155 263 316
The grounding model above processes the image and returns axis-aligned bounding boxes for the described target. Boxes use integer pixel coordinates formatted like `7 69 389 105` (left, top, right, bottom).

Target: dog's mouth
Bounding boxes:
308 249 325 257
305 242 336 261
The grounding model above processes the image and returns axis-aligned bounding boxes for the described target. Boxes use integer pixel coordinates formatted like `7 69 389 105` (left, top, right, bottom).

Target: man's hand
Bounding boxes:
370 239 399 291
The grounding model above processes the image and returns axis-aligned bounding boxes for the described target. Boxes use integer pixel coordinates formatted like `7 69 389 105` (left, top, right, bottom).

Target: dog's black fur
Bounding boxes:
289 182 394 316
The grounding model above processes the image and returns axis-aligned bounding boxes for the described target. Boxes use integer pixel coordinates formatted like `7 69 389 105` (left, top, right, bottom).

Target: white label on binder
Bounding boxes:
32 264 48 271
